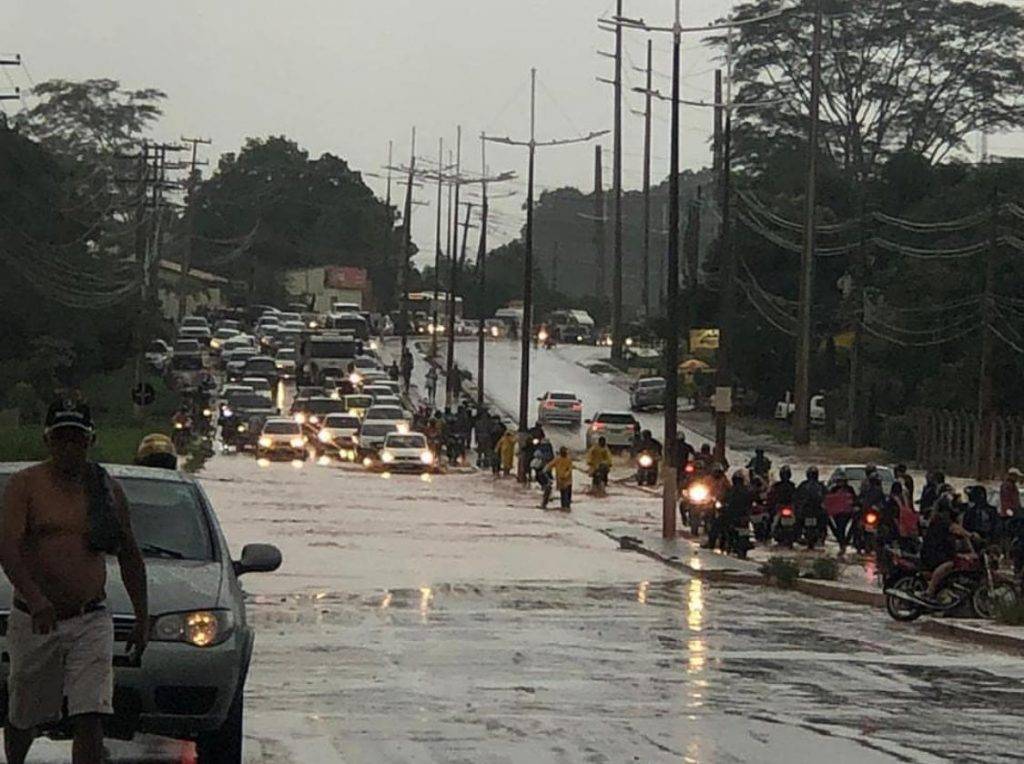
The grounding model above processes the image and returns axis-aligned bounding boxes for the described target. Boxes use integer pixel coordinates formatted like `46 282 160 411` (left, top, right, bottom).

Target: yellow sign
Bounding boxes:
689 328 720 352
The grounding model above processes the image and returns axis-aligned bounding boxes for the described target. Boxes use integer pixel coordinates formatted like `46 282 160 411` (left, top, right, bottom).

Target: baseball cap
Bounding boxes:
44 398 95 435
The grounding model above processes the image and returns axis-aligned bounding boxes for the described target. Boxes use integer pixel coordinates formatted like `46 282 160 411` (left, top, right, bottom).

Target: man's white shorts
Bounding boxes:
7 606 114 729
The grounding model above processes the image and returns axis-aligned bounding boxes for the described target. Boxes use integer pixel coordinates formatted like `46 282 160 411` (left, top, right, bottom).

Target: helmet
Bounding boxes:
135 433 178 470
935 493 957 515
779 465 792 481
642 429 652 440
807 466 820 479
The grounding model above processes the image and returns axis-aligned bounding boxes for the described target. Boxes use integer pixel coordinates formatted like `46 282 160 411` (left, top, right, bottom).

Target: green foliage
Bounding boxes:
0 425 160 466
760 556 801 588
805 557 840 581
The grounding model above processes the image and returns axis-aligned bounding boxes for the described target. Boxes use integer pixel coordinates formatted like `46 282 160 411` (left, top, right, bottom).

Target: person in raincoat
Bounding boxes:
495 428 517 476
546 446 575 510
585 436 613 495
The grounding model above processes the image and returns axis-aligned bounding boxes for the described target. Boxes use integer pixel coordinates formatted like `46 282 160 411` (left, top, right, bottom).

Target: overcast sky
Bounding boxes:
7 1 1019 263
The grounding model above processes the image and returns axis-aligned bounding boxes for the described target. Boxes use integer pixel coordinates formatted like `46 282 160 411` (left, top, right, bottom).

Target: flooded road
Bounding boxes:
27 453 1024 762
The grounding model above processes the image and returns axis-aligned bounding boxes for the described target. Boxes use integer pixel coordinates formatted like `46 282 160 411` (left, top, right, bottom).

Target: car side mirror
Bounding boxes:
233 543 282 577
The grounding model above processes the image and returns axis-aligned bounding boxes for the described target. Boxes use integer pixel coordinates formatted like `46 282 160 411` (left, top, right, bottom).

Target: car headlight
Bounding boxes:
237 424 248 433
152 610 235 647
490 326 499 337
349 373 362 386
221 407 233 418
259 436 273 448
294 412 307 424
308 321 318 329
638 454 654 468
420 450 434 465
381 451 395 463
290 437 305 448
276 362 284 369
210 339 221 349
351 434 359 444
309 415 320 425
202 408 212 417
319 429 333 444
331 391 341 400
174 422 184 430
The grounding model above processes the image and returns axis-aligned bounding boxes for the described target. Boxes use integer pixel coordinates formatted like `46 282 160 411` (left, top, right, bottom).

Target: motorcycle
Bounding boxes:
591 464 610 496
772 505 799 547
724 516 755 559
171 419 192 453
680 480 719 537
883 538 1018 621
850 506 881 555
751 500 772 543
799 507 828 550
636 451 658 486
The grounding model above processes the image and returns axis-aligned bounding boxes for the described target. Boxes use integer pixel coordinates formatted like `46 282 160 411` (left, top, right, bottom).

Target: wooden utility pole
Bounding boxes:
793 0 824 446
594 145 607 296
398 127 417 359
713 70 723 175
445 126 463 407
385 139 394 312
977 187 999 479
484 69 607 480
177 135 211 322
641 39 653 317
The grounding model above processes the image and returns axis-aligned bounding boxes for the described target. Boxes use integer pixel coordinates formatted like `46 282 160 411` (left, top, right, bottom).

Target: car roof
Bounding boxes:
0 462 196 484
241 376 271 384
246 355 275 363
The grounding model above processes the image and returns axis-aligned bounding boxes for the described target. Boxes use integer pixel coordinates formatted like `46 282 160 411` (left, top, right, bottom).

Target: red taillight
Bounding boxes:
572 402 583 411
781 506 794 518
543 401 555 409
685 463 695 473
865 511 878 526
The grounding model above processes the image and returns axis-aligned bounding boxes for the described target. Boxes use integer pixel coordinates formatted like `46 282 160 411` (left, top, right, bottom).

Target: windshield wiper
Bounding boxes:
139 543 185 559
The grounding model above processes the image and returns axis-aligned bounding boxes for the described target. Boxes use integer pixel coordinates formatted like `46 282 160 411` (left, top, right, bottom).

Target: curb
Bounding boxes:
604 528 1024 654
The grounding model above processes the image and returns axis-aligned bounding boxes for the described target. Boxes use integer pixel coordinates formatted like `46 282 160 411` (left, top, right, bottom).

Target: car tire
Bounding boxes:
196 685 243 764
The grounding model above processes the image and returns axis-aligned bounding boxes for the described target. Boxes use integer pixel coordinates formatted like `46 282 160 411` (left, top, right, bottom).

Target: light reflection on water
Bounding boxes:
637 580 649 604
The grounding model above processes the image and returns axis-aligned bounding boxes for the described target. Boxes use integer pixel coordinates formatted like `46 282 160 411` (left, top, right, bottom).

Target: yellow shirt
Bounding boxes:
547 455 574 487
586 445 613 472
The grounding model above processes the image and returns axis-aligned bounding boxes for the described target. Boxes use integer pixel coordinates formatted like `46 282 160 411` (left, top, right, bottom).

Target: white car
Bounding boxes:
316 413 362 460
145 339 172 372
242 377 274 402
537 391 583 427
209 328 240 353
358 421 402 455
256 418 307 460
584 411 640 449
378 432 435 472
364 405 408 423
275 347 298 378
181 316 210 330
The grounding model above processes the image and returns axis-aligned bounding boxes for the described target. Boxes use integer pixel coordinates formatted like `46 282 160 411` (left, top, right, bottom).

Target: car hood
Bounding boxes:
0 559 225 618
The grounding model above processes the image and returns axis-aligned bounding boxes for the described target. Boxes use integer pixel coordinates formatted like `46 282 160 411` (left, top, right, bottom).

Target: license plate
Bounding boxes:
805 518 817 527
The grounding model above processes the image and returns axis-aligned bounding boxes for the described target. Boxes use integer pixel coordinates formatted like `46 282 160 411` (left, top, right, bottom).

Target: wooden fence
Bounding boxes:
913 409 1024 479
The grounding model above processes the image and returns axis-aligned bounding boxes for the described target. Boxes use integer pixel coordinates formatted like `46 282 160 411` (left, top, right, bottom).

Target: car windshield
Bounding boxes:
229 393 272 410
264 421 300 435
639 379 665 388
307 398 346 415
386 435 426 449
345 395 373 409
2 475 214 563
361 423 398 437
596 413 636 425
276 349 296 359
549 392 578 401
324 415 360 429
243 379 271 391
214 329 238 340
174 340 200 351
366 407 404 420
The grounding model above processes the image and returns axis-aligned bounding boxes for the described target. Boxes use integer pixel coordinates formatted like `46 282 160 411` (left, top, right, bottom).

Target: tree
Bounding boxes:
718 1 1024 175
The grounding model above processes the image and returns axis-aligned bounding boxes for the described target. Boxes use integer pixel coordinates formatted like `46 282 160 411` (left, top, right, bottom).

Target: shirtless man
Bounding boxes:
1 400 148 764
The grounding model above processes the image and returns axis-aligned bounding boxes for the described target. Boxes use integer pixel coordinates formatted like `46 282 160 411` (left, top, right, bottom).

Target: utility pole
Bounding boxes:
485 69 607 480
177 135 211 322
594 145 607 296
612 0 625 362
793 0 824 446
398 127 417 359
661 0 683 539
639 40 653 317
713 70 723 174
430 139 444 360
445 126 463 407
713 31 738 464
977 186 999 479
476 135 489 410
385 139 394 312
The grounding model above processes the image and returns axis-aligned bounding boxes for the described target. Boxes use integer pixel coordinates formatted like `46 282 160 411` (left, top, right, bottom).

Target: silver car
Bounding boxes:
0 464 282 762
584 411 640 449
536 391 583 426
629 376 666 412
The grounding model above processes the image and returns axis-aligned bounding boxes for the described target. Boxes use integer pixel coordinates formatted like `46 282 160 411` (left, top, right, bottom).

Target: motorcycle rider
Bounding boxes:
676 433 696 470
920 494 975 604
767 466 796 518
999 468 1022 518
693 443 713 473
134 433 178 470
635 430 663 461
962 485 999 541
585 436 613 495
919 471 944 516
532 437 556 506
893 464 914 503
717 471 754 553
825 470 858 555
746 448 772 481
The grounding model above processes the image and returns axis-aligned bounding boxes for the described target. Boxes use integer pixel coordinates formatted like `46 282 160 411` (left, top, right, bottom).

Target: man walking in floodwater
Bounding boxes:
0 400 149 764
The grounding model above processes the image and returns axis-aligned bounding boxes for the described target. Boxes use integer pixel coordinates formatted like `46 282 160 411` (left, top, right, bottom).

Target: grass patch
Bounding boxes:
804 557 841 581
0 424 165 465
760 556 801 589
